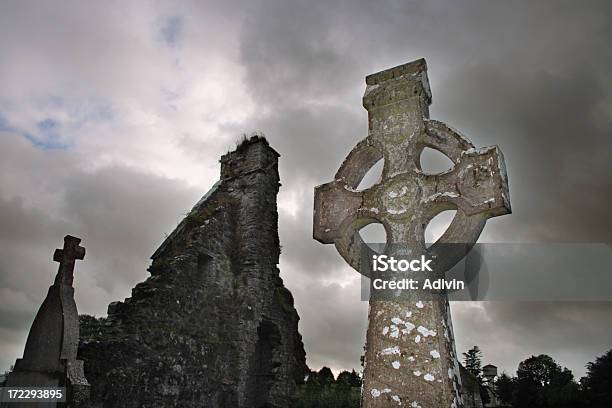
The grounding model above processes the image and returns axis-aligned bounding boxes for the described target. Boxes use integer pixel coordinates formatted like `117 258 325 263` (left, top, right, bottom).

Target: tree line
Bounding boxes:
463 346 612 408
295 367 361 408
295 347 612 408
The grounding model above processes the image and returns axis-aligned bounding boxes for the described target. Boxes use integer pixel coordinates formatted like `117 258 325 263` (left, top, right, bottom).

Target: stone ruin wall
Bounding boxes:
78 136 307 408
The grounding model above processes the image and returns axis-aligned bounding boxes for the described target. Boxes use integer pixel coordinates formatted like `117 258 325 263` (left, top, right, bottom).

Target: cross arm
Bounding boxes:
314 139 383 243
53 235 86 286
420 145 511 218
313 180 364 243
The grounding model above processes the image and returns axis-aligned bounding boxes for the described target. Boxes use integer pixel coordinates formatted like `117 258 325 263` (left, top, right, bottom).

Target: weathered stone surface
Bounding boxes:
79 136 307 408
3 235 90 408
313 59 511 407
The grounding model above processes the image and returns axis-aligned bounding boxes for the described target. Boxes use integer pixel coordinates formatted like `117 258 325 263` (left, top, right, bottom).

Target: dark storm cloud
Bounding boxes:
0 133 201 370
240 0 363 105
237 0 612 376
1 0 611 380
453 302 612 378
58 166 203 291
159 16 184 47
287 270 369 372
261 106 365 186
437 61 612 243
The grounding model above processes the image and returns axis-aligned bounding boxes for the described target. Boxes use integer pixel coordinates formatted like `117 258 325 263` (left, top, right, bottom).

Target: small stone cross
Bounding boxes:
313 59 511 407
53 235 86 286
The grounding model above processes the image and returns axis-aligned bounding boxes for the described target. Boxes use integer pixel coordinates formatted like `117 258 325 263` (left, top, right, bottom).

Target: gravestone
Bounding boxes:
314 59 511 407
3 235 90 407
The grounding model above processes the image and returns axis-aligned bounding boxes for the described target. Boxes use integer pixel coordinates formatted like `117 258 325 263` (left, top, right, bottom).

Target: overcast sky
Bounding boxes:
1 0 611 380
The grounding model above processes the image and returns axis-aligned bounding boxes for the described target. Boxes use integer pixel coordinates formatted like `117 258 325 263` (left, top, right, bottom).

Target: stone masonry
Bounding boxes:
79 136 307 408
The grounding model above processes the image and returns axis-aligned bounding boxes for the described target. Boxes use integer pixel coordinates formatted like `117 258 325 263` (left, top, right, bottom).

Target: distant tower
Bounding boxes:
483 364 498 383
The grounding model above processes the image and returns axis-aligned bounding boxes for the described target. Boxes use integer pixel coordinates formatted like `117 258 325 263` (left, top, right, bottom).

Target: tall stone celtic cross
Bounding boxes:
313 59 511 408
53 235 86 287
